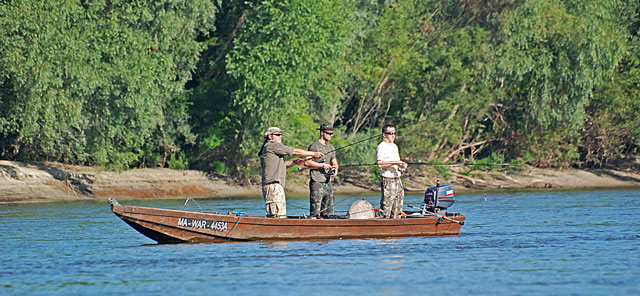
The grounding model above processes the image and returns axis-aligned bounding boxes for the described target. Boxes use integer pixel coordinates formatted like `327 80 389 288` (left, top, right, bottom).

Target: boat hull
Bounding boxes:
110 200 465 243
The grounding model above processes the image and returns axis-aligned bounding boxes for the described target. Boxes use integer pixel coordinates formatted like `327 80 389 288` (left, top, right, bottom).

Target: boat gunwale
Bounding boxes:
112 203 465 227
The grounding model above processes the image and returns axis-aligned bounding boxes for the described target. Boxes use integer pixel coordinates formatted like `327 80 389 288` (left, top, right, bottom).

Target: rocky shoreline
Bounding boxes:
1 160 639 204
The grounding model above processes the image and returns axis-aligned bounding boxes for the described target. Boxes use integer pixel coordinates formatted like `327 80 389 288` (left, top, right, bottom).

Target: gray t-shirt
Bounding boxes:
260 141 294 187
308 140 336 183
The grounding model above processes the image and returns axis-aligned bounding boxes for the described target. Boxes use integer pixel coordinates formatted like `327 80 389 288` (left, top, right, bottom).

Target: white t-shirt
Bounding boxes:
376 141 401 178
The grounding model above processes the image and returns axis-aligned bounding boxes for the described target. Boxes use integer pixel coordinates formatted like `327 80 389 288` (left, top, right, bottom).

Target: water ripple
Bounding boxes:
1 189 639 295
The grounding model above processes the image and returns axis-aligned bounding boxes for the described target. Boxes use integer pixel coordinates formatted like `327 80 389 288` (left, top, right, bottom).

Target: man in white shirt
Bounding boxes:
376 124 408 218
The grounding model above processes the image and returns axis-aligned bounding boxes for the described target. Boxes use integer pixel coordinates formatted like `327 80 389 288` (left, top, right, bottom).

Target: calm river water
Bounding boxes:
1 188 639 295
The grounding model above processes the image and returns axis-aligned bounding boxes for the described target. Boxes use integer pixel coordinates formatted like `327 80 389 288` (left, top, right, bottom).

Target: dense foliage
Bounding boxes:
0 0 217 169
1 0 638 177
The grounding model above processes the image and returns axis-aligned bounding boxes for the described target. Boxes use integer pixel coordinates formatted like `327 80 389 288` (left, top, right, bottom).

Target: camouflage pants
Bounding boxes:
380 177 404 219
263 183 286 218
309 180 334 217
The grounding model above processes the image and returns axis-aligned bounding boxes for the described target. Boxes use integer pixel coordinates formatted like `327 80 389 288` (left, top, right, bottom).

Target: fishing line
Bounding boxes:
184 197 204 211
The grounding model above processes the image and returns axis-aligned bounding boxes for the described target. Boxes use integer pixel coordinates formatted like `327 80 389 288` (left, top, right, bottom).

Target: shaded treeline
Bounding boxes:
1 0 639 179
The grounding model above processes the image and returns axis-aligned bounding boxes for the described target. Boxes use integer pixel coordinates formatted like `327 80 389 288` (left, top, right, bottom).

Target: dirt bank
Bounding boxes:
1 160 639 204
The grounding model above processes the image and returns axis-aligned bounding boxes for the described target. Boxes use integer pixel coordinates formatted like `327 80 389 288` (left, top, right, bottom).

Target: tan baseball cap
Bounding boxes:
264 127 282 138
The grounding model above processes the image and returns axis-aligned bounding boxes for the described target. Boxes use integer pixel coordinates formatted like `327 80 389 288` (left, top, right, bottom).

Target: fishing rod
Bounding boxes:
338 162 513 168
300 117 506 171
297 133 378 172
294 132 378 170
325 117 434 154
327 134 379 154
405 204 464 225
298 161 511 172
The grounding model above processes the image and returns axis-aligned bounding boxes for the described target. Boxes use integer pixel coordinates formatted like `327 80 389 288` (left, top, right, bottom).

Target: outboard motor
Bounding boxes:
423 181 455 212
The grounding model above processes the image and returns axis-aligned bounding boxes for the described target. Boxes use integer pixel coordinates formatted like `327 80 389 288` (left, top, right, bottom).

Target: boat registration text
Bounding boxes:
177 218 228 232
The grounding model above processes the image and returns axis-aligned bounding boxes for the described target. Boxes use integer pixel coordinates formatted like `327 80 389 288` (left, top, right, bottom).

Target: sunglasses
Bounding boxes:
272 133 282 137
324 132 334 135
384 132 396 135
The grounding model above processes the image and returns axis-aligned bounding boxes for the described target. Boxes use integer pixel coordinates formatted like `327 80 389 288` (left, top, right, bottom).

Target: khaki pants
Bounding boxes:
263 183 286 218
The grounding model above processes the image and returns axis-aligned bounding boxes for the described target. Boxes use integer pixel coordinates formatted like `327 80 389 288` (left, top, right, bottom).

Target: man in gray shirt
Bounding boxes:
259 127 323 218
304 122 339 218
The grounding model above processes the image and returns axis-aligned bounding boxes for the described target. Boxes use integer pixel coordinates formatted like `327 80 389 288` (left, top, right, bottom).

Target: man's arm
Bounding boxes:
376 145 407 169
285 158 305 169
376 160 408 169
303 156 332 171
293 148 323 159
330 158 339 175
289 149 324 169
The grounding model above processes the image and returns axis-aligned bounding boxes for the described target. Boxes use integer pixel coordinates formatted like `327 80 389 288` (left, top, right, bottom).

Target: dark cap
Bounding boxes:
318 122 334 131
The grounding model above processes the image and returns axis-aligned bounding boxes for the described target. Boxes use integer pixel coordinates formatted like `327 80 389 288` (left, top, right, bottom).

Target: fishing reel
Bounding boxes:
316 158 335 175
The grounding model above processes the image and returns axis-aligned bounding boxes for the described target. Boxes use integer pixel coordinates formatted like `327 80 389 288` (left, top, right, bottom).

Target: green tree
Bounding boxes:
581 1 640 168
190 0 356 177
340 1 503 164
496 0 627 166
0 0 217 168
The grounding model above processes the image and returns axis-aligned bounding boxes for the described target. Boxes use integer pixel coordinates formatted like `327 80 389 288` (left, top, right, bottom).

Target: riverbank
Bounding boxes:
1 160 639 203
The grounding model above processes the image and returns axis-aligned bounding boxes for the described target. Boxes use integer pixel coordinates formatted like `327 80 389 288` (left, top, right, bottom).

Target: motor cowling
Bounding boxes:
424 184 455 210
